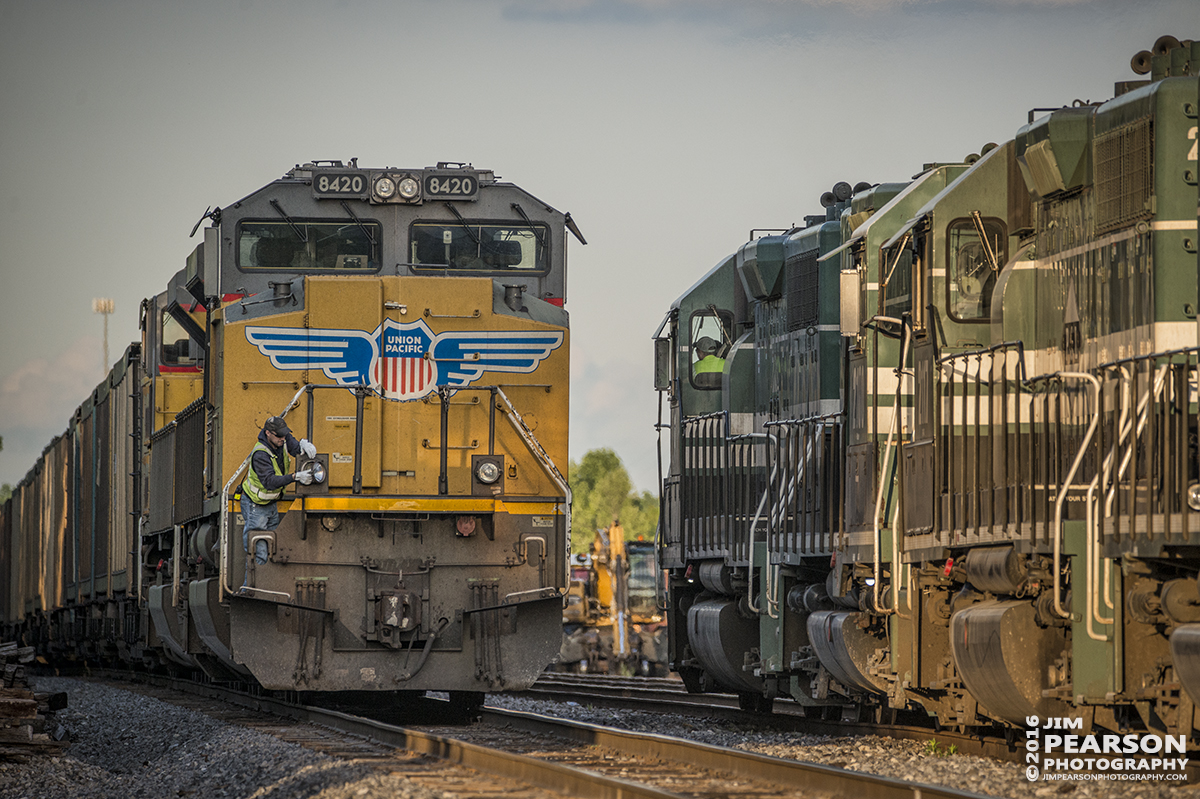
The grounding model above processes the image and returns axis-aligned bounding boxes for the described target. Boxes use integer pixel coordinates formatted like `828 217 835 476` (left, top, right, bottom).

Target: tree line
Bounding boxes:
568 447 658 555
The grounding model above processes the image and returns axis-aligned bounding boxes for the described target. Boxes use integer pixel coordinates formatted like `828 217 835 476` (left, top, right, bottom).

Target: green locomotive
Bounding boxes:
655 36 1200 743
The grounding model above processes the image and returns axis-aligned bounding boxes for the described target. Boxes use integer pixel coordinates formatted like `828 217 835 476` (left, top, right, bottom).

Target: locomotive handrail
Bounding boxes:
871 318 913 616
492 387 569 498
653 382 670 612
1040 371 1102 620
681 410 729 424
1093 344 1200 372
492 386 572 585
938 339 1027 383
679 411 731 563
728 432 777 618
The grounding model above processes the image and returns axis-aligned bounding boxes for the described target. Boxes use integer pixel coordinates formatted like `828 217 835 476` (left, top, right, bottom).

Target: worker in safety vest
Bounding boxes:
240 416 317 569
692 337 725 387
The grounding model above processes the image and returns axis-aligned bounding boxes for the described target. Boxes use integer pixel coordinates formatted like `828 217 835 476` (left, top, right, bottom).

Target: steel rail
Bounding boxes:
486 705 989 799
115 673 677 799
100 671 989 799
522 673 1024 764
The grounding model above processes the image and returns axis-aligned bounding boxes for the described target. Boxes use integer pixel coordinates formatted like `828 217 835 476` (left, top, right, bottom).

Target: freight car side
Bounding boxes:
1 345 141 662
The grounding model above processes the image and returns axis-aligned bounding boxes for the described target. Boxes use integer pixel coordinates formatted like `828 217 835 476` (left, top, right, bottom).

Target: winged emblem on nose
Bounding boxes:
245 319 563 400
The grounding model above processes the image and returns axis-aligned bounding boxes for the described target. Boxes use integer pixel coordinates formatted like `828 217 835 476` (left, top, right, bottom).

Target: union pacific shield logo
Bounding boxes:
245 318 563 401
374 356 437 400
374 320 437 399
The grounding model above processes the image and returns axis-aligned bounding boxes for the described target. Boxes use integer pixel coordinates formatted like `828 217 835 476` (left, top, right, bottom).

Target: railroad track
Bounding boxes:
522 672 1025 764
93 672 991 799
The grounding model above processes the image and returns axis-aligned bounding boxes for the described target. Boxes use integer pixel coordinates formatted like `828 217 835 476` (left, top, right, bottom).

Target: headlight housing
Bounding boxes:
373 176 396 199
370 171 422 204
398 176 420 200
476 461 501 485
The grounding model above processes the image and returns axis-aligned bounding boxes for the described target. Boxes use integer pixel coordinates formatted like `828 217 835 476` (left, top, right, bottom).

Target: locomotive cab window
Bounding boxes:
161 310 197 368
689 309 733 390
881 235 914 320
946 216 1005 322
410 221 548 273
238 220 381 271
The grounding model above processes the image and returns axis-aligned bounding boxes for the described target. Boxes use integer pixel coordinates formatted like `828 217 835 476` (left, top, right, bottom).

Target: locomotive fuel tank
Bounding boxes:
805 611 888 696
949 600 1068 725
686 597 763 694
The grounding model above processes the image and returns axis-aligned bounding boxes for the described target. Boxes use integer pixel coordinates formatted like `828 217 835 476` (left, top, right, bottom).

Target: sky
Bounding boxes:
0 0 1195 495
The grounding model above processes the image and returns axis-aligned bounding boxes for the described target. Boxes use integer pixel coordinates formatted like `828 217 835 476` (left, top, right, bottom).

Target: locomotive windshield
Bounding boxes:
410 221 548 273
689 309 732 390
946 216 1005 321
161 311 197 367
238 220 381 271
881 234 914 318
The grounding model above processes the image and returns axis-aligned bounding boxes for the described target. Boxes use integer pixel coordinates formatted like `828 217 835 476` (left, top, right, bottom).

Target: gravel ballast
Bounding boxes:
2 677 1193 799
0 677 448 799
488 694 1196 799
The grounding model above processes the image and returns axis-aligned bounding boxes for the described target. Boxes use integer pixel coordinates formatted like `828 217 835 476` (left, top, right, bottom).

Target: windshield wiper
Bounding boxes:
510 203 547 250
443 202 482 249
970 210 1000 273
270 199 308 243
340 201 376 246
707 303 734 348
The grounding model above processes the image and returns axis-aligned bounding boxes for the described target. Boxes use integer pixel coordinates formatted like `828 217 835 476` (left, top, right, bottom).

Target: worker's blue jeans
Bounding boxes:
241 494 280 566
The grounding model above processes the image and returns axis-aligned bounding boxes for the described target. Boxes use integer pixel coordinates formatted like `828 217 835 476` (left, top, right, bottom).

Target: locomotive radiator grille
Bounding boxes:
1094 114 1154 233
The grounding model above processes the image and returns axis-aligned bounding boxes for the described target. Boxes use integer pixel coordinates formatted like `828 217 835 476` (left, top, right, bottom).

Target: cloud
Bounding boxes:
569 340 661 493
501 0 1108 23
0 334 105 485
495 0 1138 54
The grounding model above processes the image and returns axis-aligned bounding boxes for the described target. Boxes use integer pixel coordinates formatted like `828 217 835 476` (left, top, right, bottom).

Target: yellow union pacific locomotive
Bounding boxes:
2 161 579 709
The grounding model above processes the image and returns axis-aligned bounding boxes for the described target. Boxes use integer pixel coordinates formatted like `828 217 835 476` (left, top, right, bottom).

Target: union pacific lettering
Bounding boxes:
383 335 427 356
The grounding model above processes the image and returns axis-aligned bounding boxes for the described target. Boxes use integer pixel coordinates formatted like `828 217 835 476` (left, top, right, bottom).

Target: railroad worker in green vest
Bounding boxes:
692 336 725 388
241 416 317 570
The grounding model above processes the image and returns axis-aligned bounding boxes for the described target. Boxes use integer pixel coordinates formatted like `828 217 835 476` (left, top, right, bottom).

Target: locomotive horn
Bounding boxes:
1131 50 1153 74
853 182 873 194
820 191 836 208
832 181 853 202
1153 35 1181 56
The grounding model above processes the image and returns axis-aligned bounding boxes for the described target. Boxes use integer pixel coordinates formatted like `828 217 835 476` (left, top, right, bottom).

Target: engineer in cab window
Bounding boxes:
692 337 725 388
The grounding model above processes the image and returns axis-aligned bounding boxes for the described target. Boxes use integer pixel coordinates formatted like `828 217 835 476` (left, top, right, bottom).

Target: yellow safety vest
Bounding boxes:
241 441 290 504
694 355 725 374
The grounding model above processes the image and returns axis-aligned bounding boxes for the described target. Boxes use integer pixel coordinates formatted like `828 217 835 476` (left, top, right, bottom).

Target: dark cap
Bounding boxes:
263 416 291 436
695 336 719 354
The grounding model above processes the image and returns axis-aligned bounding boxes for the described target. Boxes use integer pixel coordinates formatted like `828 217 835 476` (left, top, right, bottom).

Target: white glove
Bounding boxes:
295 469 314 486
299 438 317 459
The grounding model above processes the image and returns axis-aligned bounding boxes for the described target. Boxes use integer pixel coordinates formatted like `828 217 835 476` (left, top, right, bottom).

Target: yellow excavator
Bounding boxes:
559 523 667 675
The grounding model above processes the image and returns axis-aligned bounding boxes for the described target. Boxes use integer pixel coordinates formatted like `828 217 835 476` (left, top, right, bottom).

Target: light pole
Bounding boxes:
93 298 114 374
